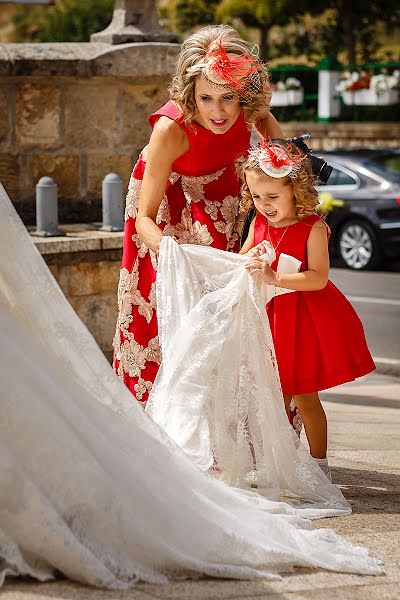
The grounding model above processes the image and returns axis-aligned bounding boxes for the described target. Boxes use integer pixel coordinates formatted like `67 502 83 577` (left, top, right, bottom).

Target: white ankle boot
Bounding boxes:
315 457 332 482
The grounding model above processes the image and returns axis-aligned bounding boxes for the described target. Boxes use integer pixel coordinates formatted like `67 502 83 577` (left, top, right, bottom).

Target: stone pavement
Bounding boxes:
2 374 399 600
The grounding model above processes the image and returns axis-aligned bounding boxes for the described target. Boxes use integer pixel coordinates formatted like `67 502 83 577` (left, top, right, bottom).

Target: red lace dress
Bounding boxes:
254 213 375 395
113 101 250 403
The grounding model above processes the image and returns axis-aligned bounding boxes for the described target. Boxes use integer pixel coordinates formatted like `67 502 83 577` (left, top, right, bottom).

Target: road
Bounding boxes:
329 266 400 364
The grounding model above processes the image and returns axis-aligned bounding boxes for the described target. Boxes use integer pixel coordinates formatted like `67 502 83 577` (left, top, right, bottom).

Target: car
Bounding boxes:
316 148 400 270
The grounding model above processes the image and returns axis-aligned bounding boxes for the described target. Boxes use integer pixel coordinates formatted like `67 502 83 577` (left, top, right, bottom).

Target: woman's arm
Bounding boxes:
254 111 283 139
136 117 189 252
245 221 329 291
239 218 255 254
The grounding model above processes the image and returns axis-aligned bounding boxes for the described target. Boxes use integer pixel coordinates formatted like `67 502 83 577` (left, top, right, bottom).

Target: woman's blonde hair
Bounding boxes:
240 139 322 219
169 24 271 126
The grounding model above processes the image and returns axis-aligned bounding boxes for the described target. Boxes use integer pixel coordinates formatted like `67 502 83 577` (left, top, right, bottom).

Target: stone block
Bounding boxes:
33 236 101 256
120 83 168 148
0 87 10 144
48 264 59 280
16 84 61 150
64 84 118 150
69 290 118 354
28 154 79 198
64 260 120 297
87 154 133 197
92 43 180 79
0 154 21 198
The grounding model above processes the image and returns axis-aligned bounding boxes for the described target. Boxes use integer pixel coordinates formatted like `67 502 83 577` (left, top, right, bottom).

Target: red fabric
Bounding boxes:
148 101 250 176
255 213 375 395
113 102 251 403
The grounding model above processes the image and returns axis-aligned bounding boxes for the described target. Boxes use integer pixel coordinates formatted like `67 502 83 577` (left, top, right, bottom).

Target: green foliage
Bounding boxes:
13 0 114 43
163 0 219 33
216 0 306 29
164 0 399 65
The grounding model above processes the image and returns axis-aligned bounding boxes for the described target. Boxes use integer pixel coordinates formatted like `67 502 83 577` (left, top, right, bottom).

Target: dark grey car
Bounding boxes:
317 149 400 270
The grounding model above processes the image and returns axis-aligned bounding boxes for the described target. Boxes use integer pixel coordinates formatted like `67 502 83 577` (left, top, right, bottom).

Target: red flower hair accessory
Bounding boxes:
204 38 260 97
187 35 262 99
249 138 307 179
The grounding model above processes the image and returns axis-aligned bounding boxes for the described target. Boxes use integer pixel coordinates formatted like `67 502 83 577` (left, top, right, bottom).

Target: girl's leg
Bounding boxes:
293 392 327 459
283 394 292 418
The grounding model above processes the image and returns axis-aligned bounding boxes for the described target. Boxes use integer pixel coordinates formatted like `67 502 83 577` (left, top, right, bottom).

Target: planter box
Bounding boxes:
270 89 304 107
341 89 399 106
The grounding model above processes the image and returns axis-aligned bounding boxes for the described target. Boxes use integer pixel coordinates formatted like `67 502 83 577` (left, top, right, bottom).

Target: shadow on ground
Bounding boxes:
332 466 400 515
321 393 400 409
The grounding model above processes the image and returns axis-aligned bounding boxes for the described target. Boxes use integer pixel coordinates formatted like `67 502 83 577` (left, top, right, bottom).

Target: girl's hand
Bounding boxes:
244 240 273 259
245 258 278 285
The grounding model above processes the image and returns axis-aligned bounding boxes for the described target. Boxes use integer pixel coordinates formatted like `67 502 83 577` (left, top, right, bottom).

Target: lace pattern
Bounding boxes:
113 160 246 400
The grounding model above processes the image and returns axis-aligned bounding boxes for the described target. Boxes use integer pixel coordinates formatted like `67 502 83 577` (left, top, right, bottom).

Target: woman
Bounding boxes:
113 24 283 404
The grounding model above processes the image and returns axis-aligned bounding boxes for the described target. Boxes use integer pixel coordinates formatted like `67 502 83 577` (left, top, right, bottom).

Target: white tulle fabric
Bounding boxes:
0 184 382 588
147 238 346 510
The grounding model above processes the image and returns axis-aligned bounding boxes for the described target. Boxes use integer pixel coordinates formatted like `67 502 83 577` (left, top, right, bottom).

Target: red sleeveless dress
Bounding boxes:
254 213 375 395
113 101 250 403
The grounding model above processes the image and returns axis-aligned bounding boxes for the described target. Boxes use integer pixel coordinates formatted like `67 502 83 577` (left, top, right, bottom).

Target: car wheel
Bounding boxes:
337 219 382 270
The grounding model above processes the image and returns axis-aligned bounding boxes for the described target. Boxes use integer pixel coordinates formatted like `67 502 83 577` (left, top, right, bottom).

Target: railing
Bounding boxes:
269 60 400 122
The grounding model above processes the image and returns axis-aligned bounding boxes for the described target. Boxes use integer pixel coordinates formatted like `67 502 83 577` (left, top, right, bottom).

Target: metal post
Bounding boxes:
33 176 65 237
100 173 124 232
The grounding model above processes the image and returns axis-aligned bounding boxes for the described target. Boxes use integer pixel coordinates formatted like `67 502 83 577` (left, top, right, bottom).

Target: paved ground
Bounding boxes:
329 266 400 367
2 373 399 600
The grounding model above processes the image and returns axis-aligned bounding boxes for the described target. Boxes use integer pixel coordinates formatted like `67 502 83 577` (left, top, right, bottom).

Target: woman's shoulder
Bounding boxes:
149 107 189 158
148 101 184 129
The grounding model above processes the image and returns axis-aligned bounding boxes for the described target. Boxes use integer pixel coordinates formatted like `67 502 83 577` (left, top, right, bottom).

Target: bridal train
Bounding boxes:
0 184 382 588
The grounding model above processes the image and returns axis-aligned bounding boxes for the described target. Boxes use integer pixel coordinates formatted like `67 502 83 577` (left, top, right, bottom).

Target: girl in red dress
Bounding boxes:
241 139 375 480
113 25 284 403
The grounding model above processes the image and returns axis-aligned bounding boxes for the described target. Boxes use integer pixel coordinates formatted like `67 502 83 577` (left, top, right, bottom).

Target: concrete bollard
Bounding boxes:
33 176 65 237
100 173 124 232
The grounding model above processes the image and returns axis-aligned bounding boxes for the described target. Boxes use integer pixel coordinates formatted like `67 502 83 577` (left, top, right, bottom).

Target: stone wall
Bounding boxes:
1 41 399 225
33 226 123 362
0 42 180 223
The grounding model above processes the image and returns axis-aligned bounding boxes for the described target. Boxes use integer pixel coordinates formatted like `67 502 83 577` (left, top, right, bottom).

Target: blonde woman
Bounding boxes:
113 24 283 405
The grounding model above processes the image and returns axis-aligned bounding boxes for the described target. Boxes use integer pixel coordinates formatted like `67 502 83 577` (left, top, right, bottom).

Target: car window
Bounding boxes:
327 167 358 187
363 156 400 184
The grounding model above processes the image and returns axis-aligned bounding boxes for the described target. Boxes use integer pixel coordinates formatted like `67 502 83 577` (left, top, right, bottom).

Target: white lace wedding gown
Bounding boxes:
0 183 382 588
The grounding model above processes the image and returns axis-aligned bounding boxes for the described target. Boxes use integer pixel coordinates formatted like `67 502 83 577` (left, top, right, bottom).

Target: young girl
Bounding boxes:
241 139 375 480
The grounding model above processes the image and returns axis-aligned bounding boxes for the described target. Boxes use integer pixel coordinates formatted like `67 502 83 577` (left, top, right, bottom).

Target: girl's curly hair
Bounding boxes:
169 24 271 127
240 139 322 219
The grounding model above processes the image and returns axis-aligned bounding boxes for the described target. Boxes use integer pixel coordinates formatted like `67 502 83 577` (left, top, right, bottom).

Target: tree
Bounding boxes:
215 0 308 60
13 0 113 42
170 0 219 33
307 0 400 64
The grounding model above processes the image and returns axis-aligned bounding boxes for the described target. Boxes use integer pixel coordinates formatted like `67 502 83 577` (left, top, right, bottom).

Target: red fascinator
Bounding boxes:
204 38 260 97
249 138 307 179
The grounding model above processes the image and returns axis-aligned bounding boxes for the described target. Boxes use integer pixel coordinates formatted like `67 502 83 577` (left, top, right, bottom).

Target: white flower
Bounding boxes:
370 72 400 92
336 80 347 93
285 77 301 89
276 81 286 91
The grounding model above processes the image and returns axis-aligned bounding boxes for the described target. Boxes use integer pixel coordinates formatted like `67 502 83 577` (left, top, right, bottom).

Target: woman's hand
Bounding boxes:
245 257 278 285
